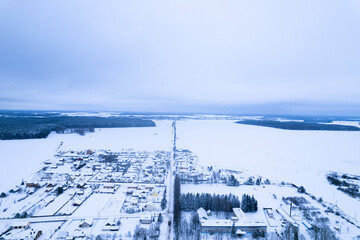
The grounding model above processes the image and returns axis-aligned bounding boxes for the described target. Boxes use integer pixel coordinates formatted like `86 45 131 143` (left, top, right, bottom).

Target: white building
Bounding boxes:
197 207 208 220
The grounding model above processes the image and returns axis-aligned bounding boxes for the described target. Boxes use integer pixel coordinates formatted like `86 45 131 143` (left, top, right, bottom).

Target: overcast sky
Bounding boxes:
0 1 360 115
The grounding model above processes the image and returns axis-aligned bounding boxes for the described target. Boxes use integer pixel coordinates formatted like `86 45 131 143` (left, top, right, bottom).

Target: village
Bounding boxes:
174 150 359 239
0 147 359 239
0 149 171 239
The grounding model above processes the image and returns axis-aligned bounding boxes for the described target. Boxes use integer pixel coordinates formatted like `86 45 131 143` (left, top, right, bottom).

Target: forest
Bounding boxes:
0 116 155 140
236 120 360 131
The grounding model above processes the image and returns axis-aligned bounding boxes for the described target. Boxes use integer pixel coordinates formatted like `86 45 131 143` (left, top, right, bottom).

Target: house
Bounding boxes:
199 208 267 234
132 190 141 198
46 183 56 192
128 197 138 206
236 229 246 236
72 229 85 238
10 186 20 193
47 183 56 188
200 219 228 232
68 190 76 196
197 207 208 220
26 188 36 194
103 183 115 189
200 219 267 233
103 224 119 231
57 231 69 239
26 183 40 188
56 161 64 166
127 185 139 190
12 221 30 229
140 214 152 224
79 218 93 228
76 190 84 195
143 203 156 211
100 188 115 194
102 220 119 231
77 182 86 189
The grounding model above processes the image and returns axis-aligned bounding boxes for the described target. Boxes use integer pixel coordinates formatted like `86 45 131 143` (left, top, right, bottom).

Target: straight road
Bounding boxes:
166 121 176 240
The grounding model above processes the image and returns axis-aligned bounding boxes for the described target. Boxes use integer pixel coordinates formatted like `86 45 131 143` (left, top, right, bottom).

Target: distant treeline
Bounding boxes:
236 120 360 131
0 116 155 140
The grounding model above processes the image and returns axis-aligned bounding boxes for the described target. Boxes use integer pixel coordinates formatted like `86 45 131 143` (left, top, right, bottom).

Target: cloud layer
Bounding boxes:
1 0 360 114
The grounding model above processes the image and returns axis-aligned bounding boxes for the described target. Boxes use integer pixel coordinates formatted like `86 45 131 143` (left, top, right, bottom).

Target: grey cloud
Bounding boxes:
0 0 360 114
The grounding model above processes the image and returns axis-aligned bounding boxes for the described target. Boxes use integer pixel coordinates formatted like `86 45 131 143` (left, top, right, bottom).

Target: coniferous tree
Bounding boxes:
241 194 258 212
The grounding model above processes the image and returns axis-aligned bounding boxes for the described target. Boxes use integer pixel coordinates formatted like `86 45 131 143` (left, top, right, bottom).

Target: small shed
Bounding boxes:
79 218 93 228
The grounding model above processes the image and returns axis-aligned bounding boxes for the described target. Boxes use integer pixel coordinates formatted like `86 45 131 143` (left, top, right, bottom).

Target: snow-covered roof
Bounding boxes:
12 221 30 227
73 229 85 237
236 229 246 235
57 231 69 238
200 219 267 228
197 207 208 220
233 208 248 221
103 225 119 231
79 218 93 227
100 188 115 194
140 214 151 220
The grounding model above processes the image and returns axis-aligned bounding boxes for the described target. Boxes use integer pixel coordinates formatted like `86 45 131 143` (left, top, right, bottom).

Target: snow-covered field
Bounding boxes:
176 120 360 225
1 118 360 236
0 120 173 193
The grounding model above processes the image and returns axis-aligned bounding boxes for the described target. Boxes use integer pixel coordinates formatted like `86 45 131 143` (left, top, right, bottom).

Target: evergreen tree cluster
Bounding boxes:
180 193 240 212
297 186 306 193
173 175 181 238
241 194 258 212
56 186 64 196
226 175 239 186
161 189 167 210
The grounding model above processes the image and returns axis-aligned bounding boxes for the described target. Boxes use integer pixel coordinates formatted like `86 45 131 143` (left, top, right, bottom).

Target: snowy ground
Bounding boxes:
176 120 360 226
1 118 360 238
